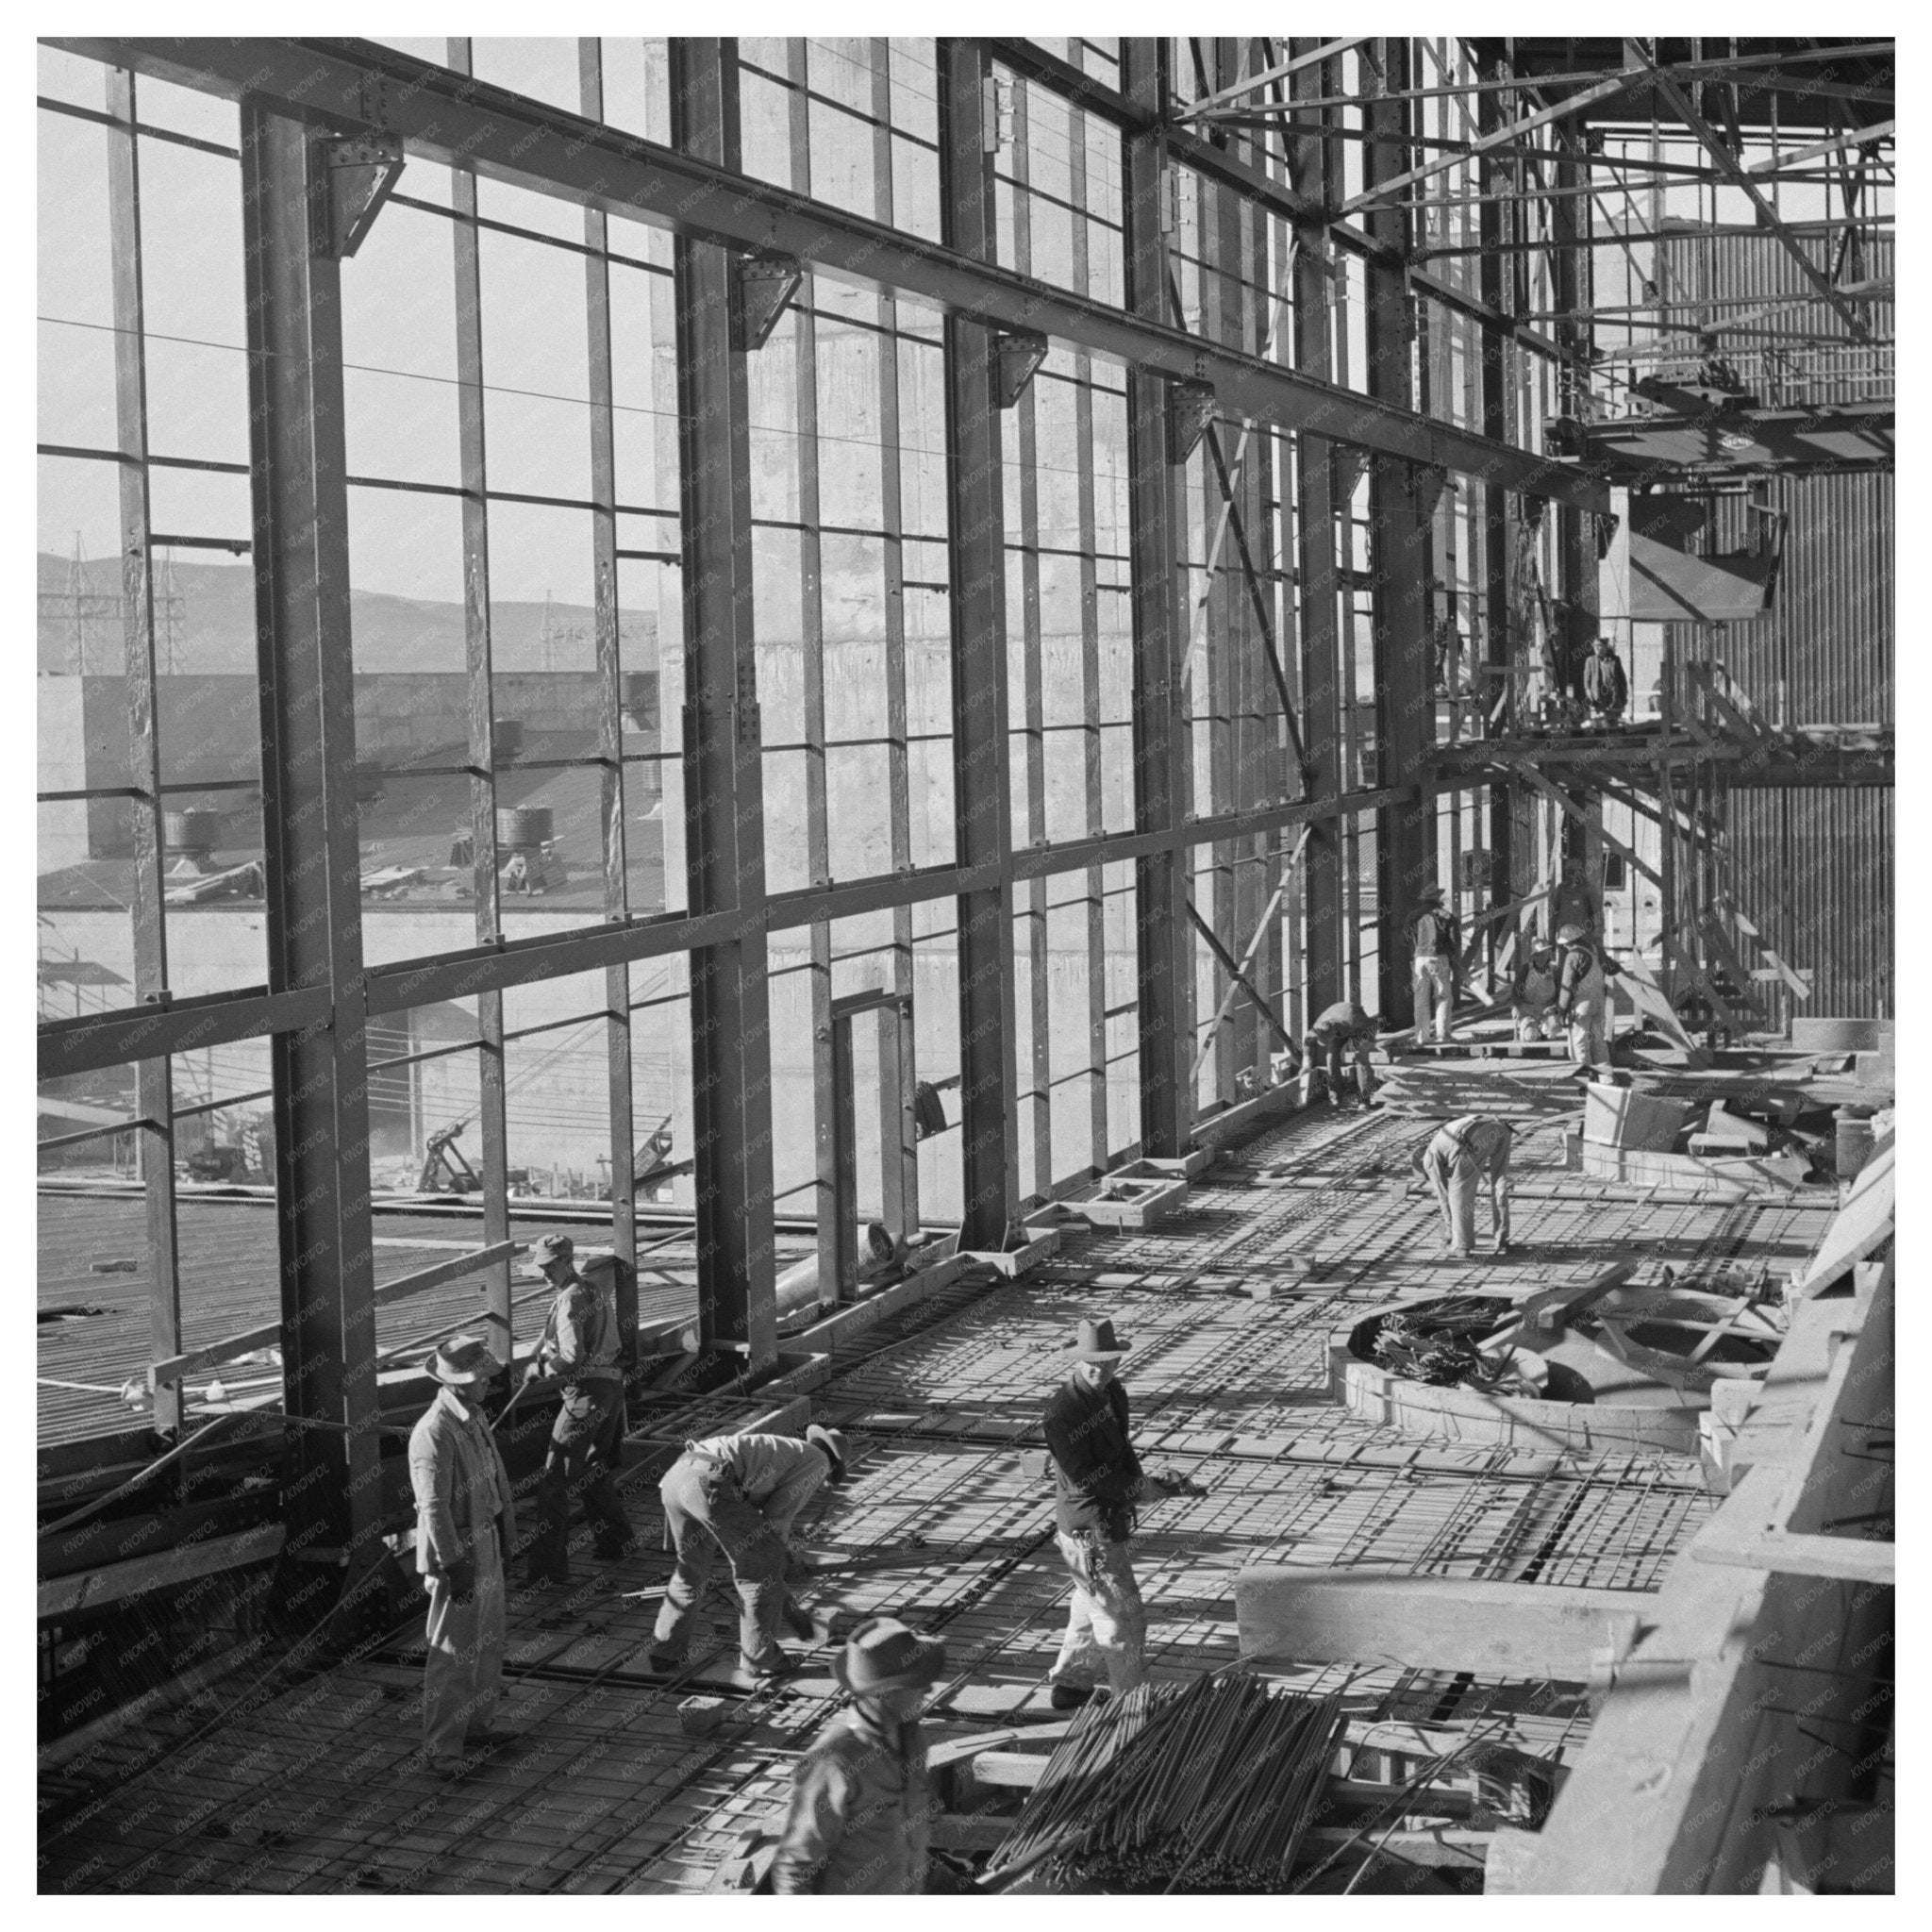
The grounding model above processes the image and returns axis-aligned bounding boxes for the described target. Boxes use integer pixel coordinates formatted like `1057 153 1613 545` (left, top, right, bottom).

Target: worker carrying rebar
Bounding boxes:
768 1616 946 1893
1553 923 1610 1064
1509 943 1561 1042
1042 1317 1182 1710
1300 998 1378 1109
1583 634 1629 729
650 1424 851 1678
408 1335 517 1778
1403 883 1459 1042
1416 1115 1514 1258
522 1232 633 1585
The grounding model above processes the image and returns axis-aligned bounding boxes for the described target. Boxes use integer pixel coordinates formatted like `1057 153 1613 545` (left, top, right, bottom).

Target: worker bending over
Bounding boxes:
1418 1116 1515 1258
1510 944 1560 1042
1552 923 1610 1064
523 1233 633 1584
1403 884 1459 1041
769 1617 945 1893
1043 1317 1183 1708
408 1336 517 1777
1301 998 1378 1108
651 1424 850 1677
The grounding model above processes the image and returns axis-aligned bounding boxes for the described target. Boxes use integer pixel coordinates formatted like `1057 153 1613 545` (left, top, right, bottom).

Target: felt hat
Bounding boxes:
1073 1316 1131 1360
833 1616 947 1695
1555 923 1587 945
1416 883 1446 905
531 1233 575 1267
807 1424 850 1474
425 1334 499 1387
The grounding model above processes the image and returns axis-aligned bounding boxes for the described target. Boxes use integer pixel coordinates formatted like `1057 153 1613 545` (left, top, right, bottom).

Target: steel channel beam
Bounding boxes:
48 38 1607 513
939 40 1019 1245
239 101 381 1552
670 40 777 1371
581 39 638 1327
1291 42 1346 1019
105 68 184 1439
1365 40 1435 1021
1121 40 1191 1159
447 36 514 1364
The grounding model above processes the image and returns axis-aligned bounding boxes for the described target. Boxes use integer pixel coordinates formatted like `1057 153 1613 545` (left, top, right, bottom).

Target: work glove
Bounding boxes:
522 1358 545 1386
445 1556 477 1604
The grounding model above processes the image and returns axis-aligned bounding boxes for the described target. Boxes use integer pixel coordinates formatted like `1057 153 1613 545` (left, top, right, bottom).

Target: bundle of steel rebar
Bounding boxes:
988 1675 1345 1892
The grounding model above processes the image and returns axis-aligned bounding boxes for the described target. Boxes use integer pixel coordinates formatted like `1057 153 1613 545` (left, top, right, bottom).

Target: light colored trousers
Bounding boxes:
1412 958 1453 1041
1567 1001 1607 1064
1423 1136 1511 1255
423 1524 506 1768
1050 1531 1148 1694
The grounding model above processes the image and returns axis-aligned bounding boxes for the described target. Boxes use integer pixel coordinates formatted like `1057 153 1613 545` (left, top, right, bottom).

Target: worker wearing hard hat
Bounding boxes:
1301 997 1379 1108
1416 1116 1515 1258
1552 923 1609 1064
522 1233 634 1585
408 1336 518 1776
1402 884 1459 1042
650 1425 852 1678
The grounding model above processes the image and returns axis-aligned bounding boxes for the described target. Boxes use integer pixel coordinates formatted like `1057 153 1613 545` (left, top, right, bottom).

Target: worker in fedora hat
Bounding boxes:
1041 1317 1174 1709
650 1424 853 1679
769 1616 946 1893
521 1231 633 1585
1402 883 1460 1044
408 1336 517 1776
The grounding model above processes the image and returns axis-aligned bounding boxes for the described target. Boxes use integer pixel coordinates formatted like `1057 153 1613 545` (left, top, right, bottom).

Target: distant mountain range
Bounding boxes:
37 554 656 675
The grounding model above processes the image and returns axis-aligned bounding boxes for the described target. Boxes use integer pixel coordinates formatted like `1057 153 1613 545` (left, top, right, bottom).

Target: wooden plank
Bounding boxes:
1789 1144 1893 1299
1235 1566 1654 1681
1690 1531 1892 1587
38 1523 287 1619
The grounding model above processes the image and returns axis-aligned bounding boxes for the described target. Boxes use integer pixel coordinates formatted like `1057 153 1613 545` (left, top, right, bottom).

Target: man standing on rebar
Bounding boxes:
1403 884 1459 1042
1552 922 1609 1064
1417 1116 1515 1259
1300 997 1378 1109
408 1335 517 1777
1042 1317 1177 1710
650 1425 850 1677
1583 634 1629 730
523 1232 633 1585
768 1617 945 1893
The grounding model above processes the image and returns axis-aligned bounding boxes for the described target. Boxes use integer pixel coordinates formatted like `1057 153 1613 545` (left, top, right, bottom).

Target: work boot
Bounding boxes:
647 1650 685 1674
741 1653 801 1681
1049 1682 1095 1711
781 1601 818 1642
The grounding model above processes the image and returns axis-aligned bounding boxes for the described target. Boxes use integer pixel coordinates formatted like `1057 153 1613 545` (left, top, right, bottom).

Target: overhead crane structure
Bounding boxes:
35 37 1891 1872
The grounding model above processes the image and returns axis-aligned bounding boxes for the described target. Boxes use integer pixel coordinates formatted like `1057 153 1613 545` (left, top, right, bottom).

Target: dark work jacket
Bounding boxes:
1043 1375 1143 1541
1583 650 1628 714
1401 907 1459 962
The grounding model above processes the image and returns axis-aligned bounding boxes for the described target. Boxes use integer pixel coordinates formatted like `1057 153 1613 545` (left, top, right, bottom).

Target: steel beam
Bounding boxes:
239 101 381 1555
670 41 777 1371
48 37 1606 513
1121 40 1192 1158
105 69 184 1439
939 40 1019 1242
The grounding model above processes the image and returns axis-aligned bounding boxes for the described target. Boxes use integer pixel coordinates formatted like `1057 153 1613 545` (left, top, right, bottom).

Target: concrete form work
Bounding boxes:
36 33 1891 1899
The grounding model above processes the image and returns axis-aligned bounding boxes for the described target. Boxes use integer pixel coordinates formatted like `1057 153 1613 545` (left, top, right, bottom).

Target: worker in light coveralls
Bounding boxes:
1552 922 1610 1064
1042 1317 1181 1709
769 1616 946 1893
650 1425 851 1676
523 1232 633 1584
408 1335 517 1776
1403 883 1459 1041
1417 1116 1515 1258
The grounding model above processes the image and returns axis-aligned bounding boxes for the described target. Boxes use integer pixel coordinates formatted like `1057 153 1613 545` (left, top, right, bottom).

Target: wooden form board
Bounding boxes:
1788 1143 1892 1298
1234 1565 1654 1682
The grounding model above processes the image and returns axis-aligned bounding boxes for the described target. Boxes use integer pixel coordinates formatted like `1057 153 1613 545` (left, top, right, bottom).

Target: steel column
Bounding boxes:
938 40 1019 1241
1120 39 1192 1157
1289 44 1347 1018
1365 39 1435 1019
239 101 380 1550
447 36 513 1364
106 68 184 1439
670 41 777 1369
